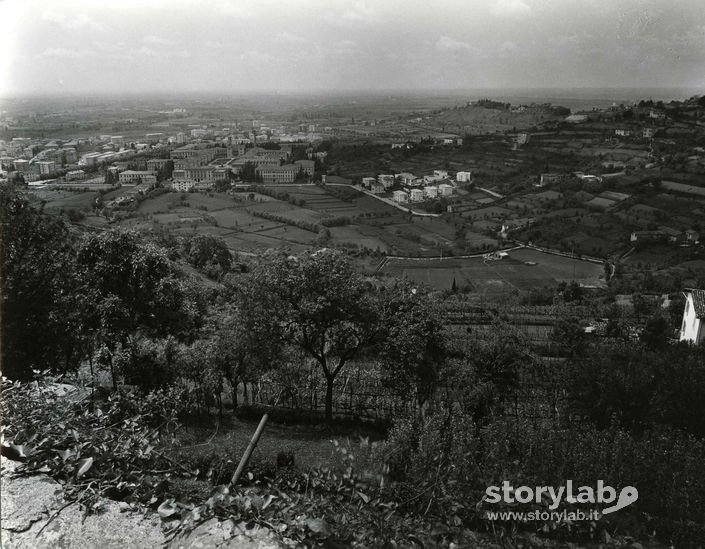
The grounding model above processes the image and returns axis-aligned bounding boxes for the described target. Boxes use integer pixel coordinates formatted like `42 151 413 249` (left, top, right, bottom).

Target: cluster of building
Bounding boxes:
166 143 316 191
358 170 463 203
0 136 84 182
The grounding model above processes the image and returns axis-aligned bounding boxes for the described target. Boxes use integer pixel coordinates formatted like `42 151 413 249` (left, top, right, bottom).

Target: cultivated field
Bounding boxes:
381 247 605 293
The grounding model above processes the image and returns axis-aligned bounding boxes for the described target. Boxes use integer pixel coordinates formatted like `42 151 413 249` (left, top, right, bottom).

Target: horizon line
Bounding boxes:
1 86 702 100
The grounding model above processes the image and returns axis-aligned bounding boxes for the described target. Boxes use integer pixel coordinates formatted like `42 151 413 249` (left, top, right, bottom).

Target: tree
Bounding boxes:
209 283 285 408
0 185 78 379
376 281 448 409
450 322 536 423
75 230 200 389
157 160 174 182
250 250 378 423
551 316 588 356
640 313 672 349
180 234 232 279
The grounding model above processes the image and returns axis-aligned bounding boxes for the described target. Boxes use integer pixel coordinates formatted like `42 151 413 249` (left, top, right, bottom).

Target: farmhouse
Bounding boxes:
680 289 705 344
393 190 409 203
409 189 424 202
630 230 667 244
361 177 376 188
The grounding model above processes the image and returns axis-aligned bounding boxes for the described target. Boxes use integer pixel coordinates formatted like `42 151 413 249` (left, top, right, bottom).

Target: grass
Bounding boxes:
383 248 605 292
167 408 386 491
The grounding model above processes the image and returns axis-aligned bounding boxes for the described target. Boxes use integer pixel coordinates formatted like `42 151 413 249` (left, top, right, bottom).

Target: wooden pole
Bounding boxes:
230 414 268 487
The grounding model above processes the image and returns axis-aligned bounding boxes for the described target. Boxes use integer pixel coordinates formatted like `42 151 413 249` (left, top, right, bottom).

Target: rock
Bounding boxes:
1 470 62 533
1 456 165 548
169 518 286 549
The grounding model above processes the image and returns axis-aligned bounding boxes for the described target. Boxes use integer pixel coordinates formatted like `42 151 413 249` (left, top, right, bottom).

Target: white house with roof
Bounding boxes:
456 171 472 183
378 174 395 188
438 183 454 197
680 289 705 344
396 172 415 185
424 186 438 199
409 189 424 202
393 190 409 203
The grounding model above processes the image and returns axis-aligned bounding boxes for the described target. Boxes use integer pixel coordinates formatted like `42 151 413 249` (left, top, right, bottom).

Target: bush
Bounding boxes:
380 404 705 545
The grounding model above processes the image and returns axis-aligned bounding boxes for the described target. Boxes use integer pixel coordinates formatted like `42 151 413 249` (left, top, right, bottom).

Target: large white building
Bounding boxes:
409 189 424 202
456 171 473 183
680 289 705 344
256 164 297 184
172 166 229 186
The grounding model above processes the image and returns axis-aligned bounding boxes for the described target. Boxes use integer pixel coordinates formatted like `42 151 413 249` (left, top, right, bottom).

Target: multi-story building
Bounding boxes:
456 171 472 183
424 186 438 199
172 180 194 192
410 189 424 202
393 190 409 203
119 170 157 185
172 166 229 186
295 159 315 177
256 164 297 184
37 160 56 175
146 158 171 171
370 182 385 194
438 183 454 197
13 159 30 172
66 170 85 181
397 172 416 185
378 174 395 188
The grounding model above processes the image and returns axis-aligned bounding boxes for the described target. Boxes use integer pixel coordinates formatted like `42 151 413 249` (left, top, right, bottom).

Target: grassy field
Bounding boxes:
35 185 494 257
29 188 99 212
382 247 605 293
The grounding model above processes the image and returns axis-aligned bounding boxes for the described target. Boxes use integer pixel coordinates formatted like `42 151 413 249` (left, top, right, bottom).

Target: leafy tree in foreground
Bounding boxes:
75 230 199 389
249 250 378 423
207 280 285 408
0 185 77 379
376 281 448 409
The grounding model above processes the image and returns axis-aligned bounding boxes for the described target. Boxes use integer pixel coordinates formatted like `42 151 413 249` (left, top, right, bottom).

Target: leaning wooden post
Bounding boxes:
230 414 269 487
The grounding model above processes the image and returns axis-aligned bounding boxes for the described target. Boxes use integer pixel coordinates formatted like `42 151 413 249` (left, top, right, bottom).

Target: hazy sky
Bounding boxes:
2 0 704 96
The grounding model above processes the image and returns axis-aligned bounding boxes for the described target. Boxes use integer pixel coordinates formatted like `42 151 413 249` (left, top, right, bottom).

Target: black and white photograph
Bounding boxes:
1 0 705 547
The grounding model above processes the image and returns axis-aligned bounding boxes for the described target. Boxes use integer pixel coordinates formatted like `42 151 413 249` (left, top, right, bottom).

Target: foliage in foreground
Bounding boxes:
0 377 481 547
381 405 705 547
